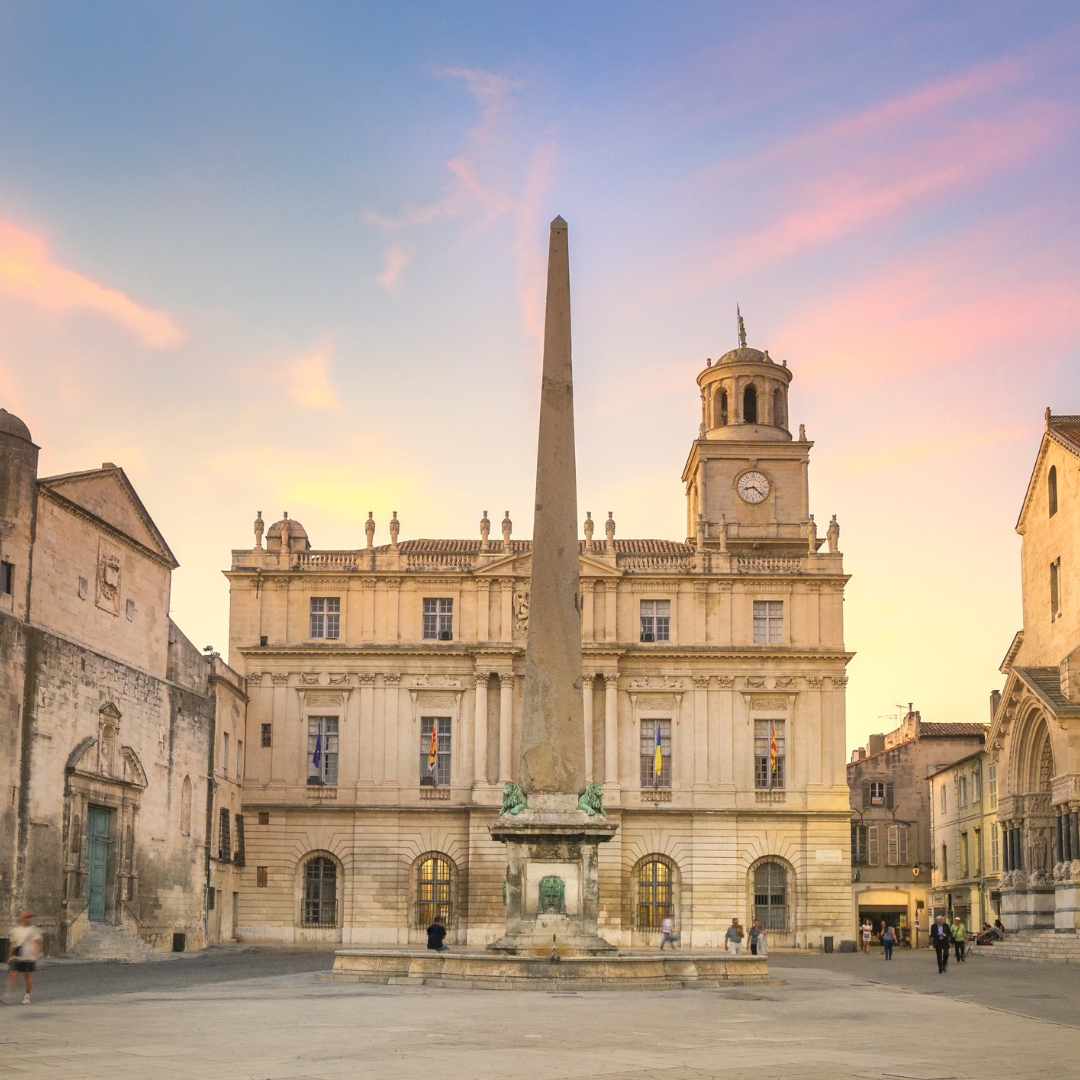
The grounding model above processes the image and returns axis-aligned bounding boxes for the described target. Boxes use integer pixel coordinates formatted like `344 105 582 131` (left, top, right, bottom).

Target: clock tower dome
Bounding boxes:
681 322 819 552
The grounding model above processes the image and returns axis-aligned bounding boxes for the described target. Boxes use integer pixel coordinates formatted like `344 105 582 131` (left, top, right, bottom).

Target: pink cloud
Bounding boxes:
514 142 559 349
282 339 340 409
0 219 183 347
376 246 410 294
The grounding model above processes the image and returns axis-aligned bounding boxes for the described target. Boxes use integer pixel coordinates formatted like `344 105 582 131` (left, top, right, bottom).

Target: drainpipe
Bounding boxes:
203 662 217 949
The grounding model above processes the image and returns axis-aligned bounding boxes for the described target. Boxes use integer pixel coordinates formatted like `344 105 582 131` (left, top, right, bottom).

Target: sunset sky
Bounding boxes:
1 3 1078 750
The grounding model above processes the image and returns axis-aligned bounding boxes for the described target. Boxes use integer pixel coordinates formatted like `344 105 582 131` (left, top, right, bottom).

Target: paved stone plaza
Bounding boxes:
2 950 1078 1079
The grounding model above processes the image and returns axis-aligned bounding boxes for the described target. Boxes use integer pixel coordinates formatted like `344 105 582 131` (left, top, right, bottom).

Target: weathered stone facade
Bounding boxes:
989 411 1080 934
848 710 987 945
0 410 246 955
229 342 854 949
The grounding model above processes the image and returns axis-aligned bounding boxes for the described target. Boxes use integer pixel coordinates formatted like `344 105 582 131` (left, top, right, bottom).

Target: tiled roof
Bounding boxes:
918 722 987 738
1050 417 1080 453
1014 666 1080 715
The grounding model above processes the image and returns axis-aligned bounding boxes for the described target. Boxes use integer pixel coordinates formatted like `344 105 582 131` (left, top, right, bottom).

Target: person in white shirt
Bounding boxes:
660 914 677 950
6 911 43 1005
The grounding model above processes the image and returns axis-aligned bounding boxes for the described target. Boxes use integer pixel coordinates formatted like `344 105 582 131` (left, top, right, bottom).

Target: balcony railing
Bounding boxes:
618 554 694 573
406 553 475 572
733 555 805 574
295 552 360 571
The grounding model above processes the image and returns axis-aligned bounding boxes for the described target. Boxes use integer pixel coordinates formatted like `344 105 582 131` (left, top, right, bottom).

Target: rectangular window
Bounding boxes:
887 824 909 866
1051 559 1060 619
867 824 879 866
940 782 947 814
422 598 454 640
989 764 998 809
639 599 671 642
307 716 339 786
941 843 948 880
869 780 886 807
221 732 229 776
256 866 269 888
236 741 243 781
0 561 13 594
420 717 452 787
991 824 1000 872
78 575 88 599
753 718 785 789
974 827 982 876
752 600 783 644
233 814 245 867
310 597 341 639
958 775 968 808
258 811 270 826
261 723 272 748
960 832 969 878
639 718 672 788
217 807 231 861
972 767 982 802
852 824 869 865
125 598 135 620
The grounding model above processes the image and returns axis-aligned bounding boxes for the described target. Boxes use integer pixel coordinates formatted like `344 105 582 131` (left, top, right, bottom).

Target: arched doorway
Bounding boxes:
752 861 789 937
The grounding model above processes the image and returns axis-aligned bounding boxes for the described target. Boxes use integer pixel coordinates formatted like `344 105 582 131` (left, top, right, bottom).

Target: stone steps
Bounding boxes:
971 931 1080 965
66 922 162 961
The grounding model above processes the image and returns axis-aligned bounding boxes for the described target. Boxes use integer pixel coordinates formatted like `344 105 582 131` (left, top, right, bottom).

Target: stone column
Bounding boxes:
383 675 400 785
386 579 400 642
473 672 489 788
361 578 375 642
477 580 490 642
693 676 709 787
583 674 595 783
605 581 618 642
694 581 707 644
498 672 514 783
357 674 375 786
806 676 823 786
276 581 290 643
581 579 595 642
604 671 619 786
500 580 514 644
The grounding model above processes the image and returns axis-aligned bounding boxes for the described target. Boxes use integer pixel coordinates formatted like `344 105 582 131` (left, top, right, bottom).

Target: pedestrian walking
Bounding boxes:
881 923 895 960
724 918 745 955
748 919 762 956
660 914 678 950
929 915 951 973
861 919 872 954
5 911 42 1005
426 915 449 952
951 916 967 962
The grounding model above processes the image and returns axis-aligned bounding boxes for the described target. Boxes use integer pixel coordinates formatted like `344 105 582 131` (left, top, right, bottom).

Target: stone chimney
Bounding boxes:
867 733 885 756
990 688 1002 721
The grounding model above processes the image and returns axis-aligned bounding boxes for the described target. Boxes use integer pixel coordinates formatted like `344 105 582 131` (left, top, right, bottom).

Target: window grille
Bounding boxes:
310 597 341 639
233 815 245 867
261 723 272 748
420 717 452 787
217 808 231 860
307 716 339 786
639 719 672 789
414 854 453 927
753 861 787 931
256 866 268 888
636 859 673 929
752 601 782 644
303 857 337 926
639 600 671 642
422 598 453 640
754 719 785 789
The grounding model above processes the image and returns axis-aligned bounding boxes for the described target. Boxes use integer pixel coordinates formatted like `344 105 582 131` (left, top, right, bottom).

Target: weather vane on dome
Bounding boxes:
737 303 747 348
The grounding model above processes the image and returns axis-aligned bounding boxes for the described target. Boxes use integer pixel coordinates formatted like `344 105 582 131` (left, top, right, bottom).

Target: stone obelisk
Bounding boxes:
489 216 617 956
518 215 587 802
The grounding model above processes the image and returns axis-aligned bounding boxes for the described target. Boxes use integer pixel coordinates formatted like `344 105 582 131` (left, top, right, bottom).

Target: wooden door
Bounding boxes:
86 805 111 922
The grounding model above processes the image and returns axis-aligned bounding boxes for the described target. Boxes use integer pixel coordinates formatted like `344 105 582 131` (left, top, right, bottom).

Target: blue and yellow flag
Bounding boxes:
654 723 663 786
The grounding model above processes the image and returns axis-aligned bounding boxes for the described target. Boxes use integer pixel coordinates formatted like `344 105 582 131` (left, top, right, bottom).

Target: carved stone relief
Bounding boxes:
95 537 122 616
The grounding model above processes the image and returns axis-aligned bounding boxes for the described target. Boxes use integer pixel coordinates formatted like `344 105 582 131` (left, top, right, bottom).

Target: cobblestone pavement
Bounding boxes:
0 951 1077 1079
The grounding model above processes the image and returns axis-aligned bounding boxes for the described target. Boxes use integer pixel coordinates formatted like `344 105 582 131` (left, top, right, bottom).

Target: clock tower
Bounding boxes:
682 336 819 553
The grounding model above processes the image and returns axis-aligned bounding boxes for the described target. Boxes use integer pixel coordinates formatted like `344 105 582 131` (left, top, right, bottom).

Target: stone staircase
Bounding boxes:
971 929 1080 965
66 922 163 961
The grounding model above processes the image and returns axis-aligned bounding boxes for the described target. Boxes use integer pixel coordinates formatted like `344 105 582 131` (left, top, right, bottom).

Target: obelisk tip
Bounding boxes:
550 215 567 229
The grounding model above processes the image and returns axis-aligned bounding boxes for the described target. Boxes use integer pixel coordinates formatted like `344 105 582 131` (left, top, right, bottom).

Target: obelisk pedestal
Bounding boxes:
488 216 617 956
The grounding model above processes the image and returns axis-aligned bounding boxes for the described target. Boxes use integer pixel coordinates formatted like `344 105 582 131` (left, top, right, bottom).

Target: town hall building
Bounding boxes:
227 340 854 949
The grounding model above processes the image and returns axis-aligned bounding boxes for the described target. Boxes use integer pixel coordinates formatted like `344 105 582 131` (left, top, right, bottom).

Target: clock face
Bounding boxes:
737 470 770 504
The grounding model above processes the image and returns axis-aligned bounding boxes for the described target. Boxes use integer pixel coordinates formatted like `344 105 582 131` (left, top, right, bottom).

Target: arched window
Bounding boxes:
716 389 728 426
743 384 758 424
303 856 338 927
1049 465 1058 517
415 854 453 927
753 861 787 931
772 387 785 428
636 858 673 929
180 776 192 836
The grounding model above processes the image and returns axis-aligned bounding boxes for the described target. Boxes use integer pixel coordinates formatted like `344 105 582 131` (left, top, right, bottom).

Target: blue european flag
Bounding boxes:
312 732 322 769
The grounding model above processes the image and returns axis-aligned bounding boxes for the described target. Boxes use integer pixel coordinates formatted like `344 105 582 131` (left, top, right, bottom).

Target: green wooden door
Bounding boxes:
86 805 111 922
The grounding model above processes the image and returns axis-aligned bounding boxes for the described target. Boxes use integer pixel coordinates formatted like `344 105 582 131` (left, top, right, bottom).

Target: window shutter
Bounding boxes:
868 825 879 866
862 781 870 809
234 814 245 868
886 782 894 810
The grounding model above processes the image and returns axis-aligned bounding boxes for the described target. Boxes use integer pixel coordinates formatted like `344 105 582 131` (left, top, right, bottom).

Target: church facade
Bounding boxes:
228 343 854 949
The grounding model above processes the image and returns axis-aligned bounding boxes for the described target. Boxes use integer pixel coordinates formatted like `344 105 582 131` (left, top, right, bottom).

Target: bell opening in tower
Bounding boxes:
743 385 758 425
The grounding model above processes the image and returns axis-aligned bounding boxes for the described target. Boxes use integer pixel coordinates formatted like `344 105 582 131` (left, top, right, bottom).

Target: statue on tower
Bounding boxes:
737 303 747 348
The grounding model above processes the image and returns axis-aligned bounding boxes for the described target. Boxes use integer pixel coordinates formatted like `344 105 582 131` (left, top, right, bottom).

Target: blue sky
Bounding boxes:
2 1 1078 747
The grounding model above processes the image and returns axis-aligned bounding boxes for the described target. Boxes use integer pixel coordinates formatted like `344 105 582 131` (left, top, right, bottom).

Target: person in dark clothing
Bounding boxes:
929 916 951 973
426 916 448 951
881 924 895 960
